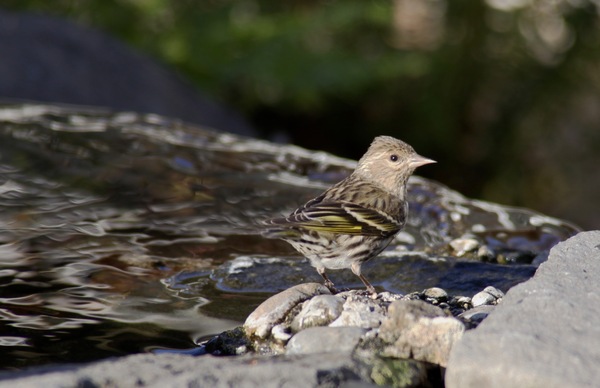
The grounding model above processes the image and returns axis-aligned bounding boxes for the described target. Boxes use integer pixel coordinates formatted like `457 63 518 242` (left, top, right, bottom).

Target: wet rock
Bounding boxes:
286 327 367 355
376 300 465 367
244 283 330 340
203 327 250 356
291 294 344 332
213 256 317 292
446 231 600 388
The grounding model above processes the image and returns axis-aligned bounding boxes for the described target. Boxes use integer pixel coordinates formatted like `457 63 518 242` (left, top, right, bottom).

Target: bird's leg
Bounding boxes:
317 267 338 294
351 261 377 297
357 274 377 298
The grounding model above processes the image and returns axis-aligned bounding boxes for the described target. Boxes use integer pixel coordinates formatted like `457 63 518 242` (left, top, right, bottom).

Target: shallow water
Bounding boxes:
0 103 580 370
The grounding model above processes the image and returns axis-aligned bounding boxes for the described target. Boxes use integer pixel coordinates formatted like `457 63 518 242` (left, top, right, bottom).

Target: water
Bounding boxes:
0 103 580 370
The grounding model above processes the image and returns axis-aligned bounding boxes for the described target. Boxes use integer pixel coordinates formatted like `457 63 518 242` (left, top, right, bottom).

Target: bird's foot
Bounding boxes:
323 280 339 294
356 287 378 299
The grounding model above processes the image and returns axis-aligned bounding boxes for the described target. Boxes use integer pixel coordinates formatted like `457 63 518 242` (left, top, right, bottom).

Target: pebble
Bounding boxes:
423 287 448 301
271 324 292 343
450 238 479 256
291 294 344 332
483 286 504 299
471 291 496 307
477 245 495 261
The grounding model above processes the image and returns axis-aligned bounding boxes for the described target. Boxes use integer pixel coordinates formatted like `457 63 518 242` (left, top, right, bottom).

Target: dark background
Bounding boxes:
2 1 599 230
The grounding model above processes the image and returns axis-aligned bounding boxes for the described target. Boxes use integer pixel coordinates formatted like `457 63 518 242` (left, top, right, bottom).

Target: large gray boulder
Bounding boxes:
0 9 254 136
0 352 374 388
446 230 600 388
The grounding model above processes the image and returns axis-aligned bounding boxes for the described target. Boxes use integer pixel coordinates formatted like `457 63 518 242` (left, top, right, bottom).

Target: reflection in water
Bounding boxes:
0 103 580 370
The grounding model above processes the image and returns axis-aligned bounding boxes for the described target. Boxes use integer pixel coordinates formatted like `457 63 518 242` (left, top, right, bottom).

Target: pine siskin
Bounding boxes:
264 136 435 295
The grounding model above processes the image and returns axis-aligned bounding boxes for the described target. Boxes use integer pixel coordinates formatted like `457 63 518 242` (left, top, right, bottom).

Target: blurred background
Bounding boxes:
2 0 599 230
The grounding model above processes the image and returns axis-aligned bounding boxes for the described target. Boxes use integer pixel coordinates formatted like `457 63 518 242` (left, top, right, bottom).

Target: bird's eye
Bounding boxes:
390 154 398 162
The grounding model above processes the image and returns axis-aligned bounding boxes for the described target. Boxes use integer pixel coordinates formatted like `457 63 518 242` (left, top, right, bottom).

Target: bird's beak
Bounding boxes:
409 155 436 168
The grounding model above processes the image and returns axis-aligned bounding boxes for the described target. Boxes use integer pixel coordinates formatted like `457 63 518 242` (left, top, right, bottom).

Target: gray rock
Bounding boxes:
446 231 600 388
423 287 448 300
291 294 344 332
329 293 387 329
377 300 465 367
477 244 495 260
244 283 330 339
456 296 472 307
482 286 504 299
286 327 367 355
0 10 254 136
271 324 292 343
449 237 479 256
471 290 496 307
457 305 495 324
377 291 405 302
0 352 371 388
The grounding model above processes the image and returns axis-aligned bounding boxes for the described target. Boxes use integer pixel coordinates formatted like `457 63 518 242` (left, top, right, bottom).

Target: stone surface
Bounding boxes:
449 237 479 256
457 305 495 328
270 324 293 343
244 283 330 339
286 327 367 355
0 352 373 388
471 290 496 307
482 286 504 299
423 287 448 300
446 231 600 388
377 300 465 367
329 293 387 329
291 294 344 332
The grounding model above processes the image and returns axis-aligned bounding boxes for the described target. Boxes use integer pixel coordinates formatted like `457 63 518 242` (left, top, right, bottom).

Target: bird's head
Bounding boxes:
354 136 435 197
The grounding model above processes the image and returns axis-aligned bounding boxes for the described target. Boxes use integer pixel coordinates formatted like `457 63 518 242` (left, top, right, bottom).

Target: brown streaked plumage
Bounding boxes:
264 136 435 295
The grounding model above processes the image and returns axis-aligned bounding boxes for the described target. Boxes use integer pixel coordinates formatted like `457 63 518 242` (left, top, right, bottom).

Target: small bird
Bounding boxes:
263 136 435 295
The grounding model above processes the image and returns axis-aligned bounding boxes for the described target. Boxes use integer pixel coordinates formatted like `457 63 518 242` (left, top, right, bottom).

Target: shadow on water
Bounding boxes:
0 103 580 370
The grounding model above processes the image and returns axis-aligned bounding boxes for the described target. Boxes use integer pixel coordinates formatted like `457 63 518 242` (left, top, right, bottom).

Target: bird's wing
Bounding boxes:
267 202 403 236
